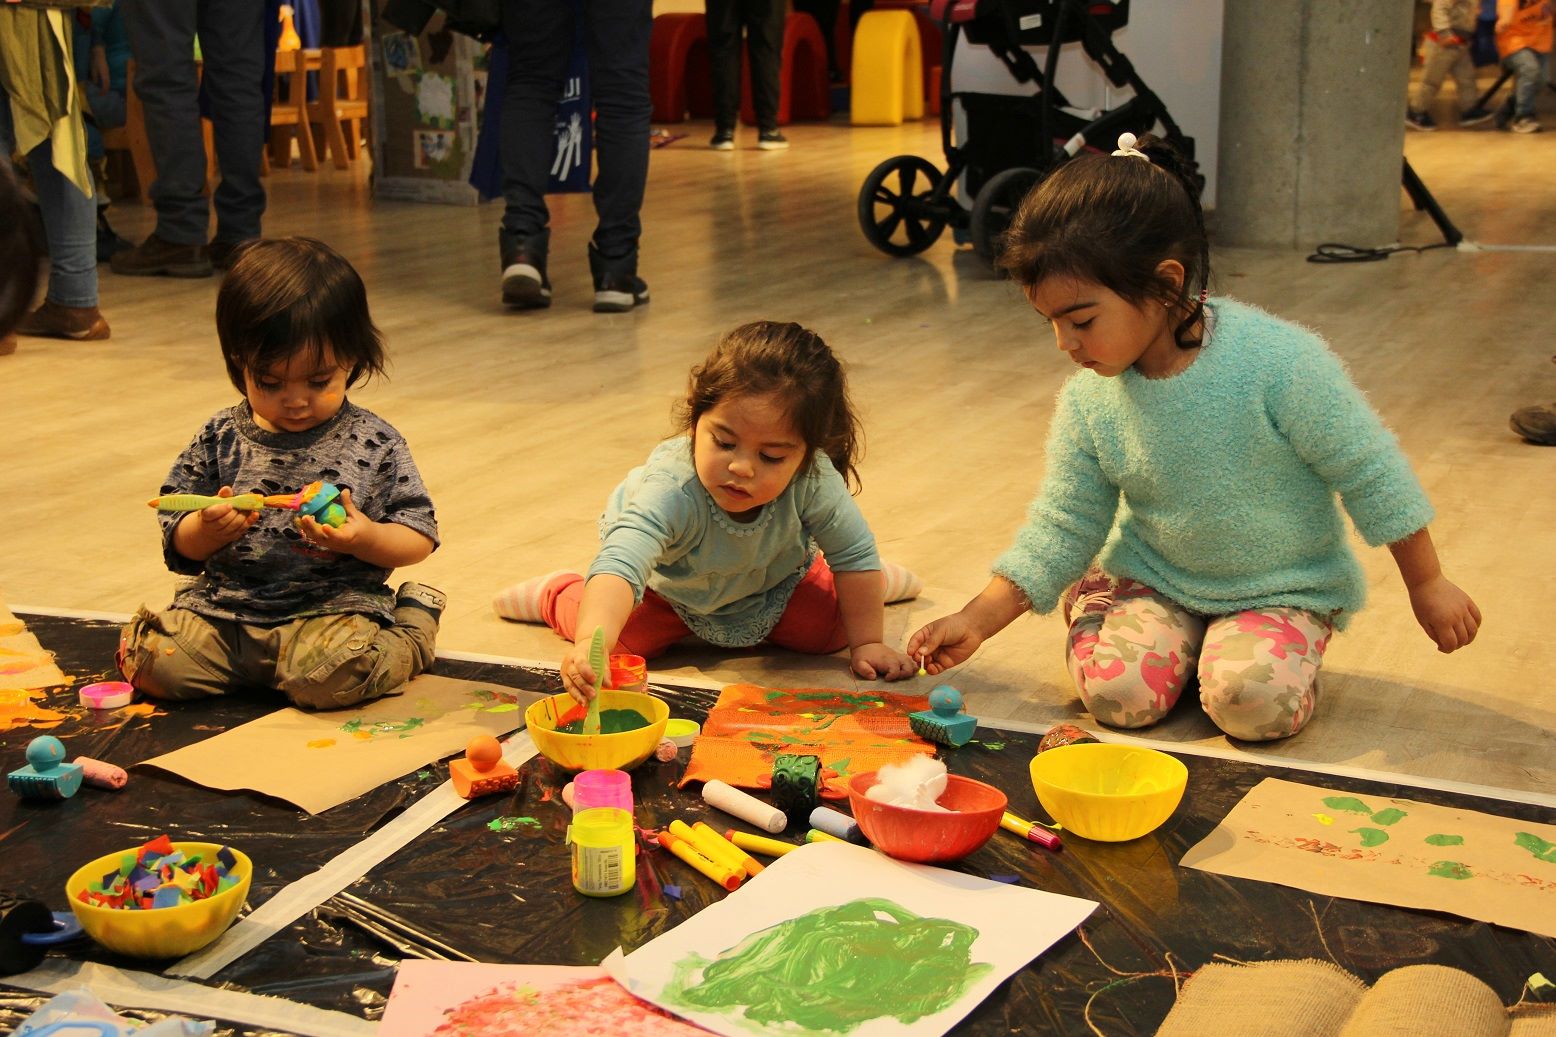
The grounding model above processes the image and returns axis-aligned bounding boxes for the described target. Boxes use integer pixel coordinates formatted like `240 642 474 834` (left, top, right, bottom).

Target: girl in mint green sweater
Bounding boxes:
907 134 1481 742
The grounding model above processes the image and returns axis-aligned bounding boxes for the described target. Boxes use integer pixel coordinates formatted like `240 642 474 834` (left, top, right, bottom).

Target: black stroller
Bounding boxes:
857 0 1201 265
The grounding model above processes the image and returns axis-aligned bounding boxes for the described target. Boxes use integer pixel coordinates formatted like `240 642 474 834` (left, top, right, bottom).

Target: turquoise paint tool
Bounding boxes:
583 626 605 735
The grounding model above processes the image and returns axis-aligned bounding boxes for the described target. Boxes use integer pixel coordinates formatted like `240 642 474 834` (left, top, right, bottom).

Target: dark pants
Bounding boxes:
498 0 652 261
706 0 786 132
122 0 266 246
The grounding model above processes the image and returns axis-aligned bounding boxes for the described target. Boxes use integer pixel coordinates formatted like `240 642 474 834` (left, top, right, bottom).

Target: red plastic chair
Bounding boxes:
650 13 715 122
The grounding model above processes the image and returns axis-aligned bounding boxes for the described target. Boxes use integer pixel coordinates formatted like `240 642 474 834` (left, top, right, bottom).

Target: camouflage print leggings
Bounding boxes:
1063 568 1334 742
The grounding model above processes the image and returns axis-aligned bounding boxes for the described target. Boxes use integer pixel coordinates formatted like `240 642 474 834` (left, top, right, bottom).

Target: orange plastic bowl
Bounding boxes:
847 772 1007 863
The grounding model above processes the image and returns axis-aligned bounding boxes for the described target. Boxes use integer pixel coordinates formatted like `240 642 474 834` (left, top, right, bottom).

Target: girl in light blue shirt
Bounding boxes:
496 321 921 701
909 134 1480 742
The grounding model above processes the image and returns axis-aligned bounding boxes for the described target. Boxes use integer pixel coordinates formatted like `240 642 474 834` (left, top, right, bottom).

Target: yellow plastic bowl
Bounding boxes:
525 689 670 771
66 842 252 958
1028 743 1187 842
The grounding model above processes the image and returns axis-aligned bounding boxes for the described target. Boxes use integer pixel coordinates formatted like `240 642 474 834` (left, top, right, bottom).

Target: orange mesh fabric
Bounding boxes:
680 683 937 799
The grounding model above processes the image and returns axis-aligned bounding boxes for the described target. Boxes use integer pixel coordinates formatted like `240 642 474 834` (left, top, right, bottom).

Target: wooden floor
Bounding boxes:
5 108 1554 797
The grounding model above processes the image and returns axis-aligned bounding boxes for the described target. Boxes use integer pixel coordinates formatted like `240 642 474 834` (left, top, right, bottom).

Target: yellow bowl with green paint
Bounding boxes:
1028 743 1187 841
525 690 670 771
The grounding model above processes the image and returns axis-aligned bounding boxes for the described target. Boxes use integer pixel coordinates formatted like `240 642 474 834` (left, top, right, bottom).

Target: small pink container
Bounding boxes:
573 769 633 813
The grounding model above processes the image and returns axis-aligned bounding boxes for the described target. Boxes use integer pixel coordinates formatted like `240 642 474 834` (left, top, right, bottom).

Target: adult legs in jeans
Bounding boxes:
1499 48 1548 122
119 0 265 271
579 0 651 263
0 92 105 338
707 0 783 132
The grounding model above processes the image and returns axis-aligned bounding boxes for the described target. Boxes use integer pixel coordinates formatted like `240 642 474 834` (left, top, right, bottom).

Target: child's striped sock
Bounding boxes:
492 570 578 622
882 561 922 604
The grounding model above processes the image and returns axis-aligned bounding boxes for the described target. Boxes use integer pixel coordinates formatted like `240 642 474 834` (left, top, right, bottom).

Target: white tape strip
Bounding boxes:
6 959 375 1036
168 731 539 979
979 714 1556 811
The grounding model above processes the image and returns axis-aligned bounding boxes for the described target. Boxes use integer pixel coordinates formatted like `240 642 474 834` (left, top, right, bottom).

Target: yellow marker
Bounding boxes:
727 829 798 858
1001 811 1063 851
692 821 765 877
657 830 742 891
670 820 747 877
805 828 846 844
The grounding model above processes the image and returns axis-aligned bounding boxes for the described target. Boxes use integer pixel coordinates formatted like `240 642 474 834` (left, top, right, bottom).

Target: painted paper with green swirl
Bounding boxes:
660 897 993 1034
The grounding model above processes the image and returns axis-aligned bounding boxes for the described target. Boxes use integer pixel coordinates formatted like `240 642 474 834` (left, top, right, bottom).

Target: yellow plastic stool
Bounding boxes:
850 10 924 125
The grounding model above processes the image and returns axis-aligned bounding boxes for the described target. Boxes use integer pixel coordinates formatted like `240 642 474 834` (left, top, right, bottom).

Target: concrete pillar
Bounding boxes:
1215 0 1413 248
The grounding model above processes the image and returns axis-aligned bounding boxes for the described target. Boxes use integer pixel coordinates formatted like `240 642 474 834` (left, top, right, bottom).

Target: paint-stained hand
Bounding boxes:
1409 575 1482 653
905 613 985 676
299 487 371 555
559 642 600 705
199 485 260 543
850 642 917 682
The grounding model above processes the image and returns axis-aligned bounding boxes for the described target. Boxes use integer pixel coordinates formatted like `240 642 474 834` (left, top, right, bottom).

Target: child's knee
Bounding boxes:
1198 664 1317 742
117 608 223 701
1068 625 1188 730
276 614 422 710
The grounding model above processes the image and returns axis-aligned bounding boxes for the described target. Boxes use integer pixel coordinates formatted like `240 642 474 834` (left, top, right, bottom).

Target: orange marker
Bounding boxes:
726 829 798 858
656 830 742 891
693 821 764 877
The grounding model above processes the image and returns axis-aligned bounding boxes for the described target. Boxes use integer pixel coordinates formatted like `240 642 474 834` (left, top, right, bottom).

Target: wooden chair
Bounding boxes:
308 45 368 170
269 47 319 171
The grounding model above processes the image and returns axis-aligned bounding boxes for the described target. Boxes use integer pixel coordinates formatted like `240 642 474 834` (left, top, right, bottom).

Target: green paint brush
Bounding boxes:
583 626 605 736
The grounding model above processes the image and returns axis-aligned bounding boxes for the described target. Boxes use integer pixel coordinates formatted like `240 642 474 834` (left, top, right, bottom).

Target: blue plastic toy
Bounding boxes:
293 481 347 529
908 685 978 748
8 736 84 800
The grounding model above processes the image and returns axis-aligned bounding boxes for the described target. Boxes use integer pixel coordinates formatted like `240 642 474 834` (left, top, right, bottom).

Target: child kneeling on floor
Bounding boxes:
908 135 1481 742
119 237 445 709
495 320 921 702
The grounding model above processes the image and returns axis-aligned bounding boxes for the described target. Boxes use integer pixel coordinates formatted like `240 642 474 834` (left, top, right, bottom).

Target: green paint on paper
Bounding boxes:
830 757 852 776
483 702 519 713
1427 860 1473 880
661 898 993 1034
1425 834 1464 847
1350 828 1389 847
416 770 433 780
1321 796 1373 815
339 716 424 738
1313 814 1334 826
557 708 649 735
1514 832 1556 863
980 741 1006 751
488 816 540 832
1370 808 1408 827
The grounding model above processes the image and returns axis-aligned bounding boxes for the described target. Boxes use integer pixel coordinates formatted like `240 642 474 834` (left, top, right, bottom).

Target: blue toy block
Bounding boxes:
908 685 978 747
8 736 83 800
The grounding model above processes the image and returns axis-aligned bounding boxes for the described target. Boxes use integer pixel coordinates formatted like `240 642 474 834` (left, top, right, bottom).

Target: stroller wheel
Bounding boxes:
858 155 948 257
971 167 1042 266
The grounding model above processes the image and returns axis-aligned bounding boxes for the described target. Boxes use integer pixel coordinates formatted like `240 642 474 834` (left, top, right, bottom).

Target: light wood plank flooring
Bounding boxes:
4 113 1553 797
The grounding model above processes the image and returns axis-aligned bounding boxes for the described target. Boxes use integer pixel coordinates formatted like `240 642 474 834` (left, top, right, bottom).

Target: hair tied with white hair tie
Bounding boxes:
1112 132 1148 160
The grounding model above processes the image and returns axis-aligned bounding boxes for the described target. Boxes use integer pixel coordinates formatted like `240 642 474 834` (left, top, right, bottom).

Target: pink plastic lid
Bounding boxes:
79 681 135 709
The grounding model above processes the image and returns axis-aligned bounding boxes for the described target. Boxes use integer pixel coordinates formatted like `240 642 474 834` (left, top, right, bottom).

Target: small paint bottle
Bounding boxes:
567 807 635 897
607 654 648 692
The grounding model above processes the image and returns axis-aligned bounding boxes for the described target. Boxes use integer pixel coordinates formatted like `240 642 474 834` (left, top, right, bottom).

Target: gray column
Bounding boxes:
1216 0 1413 248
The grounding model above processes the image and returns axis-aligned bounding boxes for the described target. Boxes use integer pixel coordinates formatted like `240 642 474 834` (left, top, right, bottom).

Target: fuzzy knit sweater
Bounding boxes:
992 298 1434 627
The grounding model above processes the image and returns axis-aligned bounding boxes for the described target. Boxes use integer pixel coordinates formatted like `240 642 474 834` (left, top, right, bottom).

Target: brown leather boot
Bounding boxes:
1510 404 1556 446
109 233 212 278
17 300 111 341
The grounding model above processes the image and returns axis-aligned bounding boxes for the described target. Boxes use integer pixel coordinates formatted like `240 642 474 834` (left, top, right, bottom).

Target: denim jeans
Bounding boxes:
498 0 652 261
0 90 99 308
122 0 266 245
1503 47 1550 119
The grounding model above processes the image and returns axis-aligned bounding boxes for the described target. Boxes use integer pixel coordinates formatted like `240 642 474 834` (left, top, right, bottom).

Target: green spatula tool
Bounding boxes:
583 626 605 735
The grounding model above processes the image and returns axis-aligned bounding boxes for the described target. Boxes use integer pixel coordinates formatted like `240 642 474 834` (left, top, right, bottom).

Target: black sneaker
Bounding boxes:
709 127 735 151
1405 109 1436 131
589 242 649 313
499 228 552 309
1459 105 1494 127
756 129 790 151
395 581 447 621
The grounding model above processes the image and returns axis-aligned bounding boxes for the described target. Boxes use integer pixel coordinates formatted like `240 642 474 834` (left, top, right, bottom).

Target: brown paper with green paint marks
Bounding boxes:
140 673 544 813
1181 777 1556 938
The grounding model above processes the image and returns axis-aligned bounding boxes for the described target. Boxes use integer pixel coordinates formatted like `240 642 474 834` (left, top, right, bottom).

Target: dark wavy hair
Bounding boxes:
216 237 387 392
998 135 1210 348
673 321 865 492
